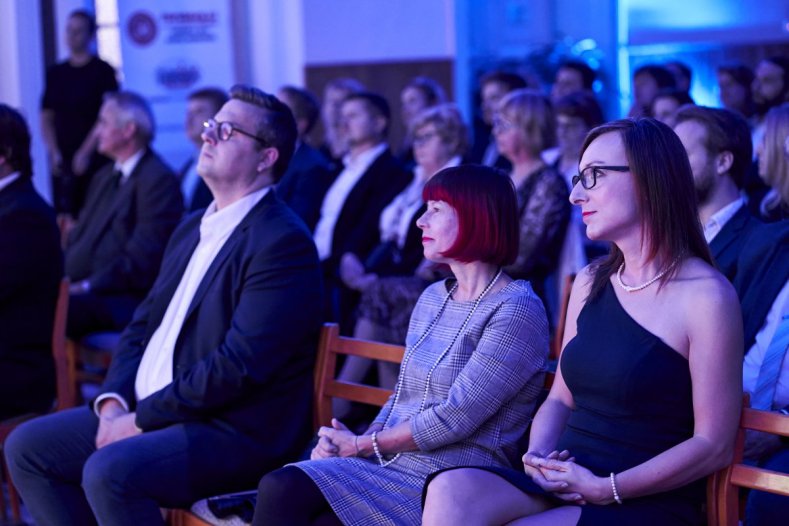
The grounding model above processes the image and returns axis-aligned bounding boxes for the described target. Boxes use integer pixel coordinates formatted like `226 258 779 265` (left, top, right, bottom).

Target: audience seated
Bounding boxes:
550 59 596 104
313 91 412 333
717 63 756 120
469 70 527 170
494 89 570 323
5 85 323 526
253 165 549 526
423 117 742 526
397 76 447 166
756 103 789 221
41 9 119 217
0 104 63 420
63 91 183 339
334 103 468 408
276 85 334 231
649 88 694 127
180 87 227 212
674 105 787 349
627 64 676 118
320 78 365 163
547 90 607 303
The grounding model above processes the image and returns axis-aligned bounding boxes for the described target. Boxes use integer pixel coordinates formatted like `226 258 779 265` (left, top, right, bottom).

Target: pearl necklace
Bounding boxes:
616 258 678 293
374 267 503 467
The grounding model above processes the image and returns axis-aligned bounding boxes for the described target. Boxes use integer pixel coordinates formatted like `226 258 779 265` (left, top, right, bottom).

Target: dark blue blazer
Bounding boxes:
276 142 334 232
709 205 763 282
99 190 323 468
732 220 789 351
0 177 63 418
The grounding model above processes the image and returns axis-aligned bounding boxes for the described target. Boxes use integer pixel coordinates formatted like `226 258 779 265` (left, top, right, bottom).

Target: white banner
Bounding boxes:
117 0 235 170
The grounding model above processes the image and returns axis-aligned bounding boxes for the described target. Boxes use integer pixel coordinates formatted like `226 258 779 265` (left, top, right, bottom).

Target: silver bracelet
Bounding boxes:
610 472 623 504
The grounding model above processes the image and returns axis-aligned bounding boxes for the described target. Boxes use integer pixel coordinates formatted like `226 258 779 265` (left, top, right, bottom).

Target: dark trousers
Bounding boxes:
5 407 270 526
747 446 789 525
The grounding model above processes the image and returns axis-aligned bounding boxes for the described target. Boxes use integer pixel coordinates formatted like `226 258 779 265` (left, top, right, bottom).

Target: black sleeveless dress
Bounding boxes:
443 282 706 525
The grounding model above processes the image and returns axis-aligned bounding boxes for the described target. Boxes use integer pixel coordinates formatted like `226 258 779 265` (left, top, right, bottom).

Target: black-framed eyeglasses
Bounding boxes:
571 165 630 190
203 118 267 146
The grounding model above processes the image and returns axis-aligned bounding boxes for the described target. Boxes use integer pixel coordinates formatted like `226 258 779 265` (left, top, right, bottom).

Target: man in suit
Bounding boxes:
6 85 323 525
181 87 226 212
0 104 63 419
313 91 411 332
65 91 183 338
276 85 334 231
674 105 788 350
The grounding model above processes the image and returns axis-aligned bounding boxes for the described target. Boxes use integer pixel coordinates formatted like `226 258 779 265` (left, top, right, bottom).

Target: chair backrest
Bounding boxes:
706 404 789 525
52 278 77 411
313 323 405 429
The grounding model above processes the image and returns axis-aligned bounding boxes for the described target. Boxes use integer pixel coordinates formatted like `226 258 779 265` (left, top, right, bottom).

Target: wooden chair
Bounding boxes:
1 277 73 521
167 323 406 526
706 405 789 525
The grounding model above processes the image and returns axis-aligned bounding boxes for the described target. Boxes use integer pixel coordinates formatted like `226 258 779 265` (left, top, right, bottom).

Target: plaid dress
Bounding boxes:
294 279 548 525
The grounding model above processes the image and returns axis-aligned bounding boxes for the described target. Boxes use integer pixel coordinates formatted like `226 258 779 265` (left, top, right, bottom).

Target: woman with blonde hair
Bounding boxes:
757 102 789 221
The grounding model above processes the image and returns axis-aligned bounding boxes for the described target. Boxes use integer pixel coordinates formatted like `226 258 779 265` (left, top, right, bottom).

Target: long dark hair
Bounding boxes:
583 118 713 300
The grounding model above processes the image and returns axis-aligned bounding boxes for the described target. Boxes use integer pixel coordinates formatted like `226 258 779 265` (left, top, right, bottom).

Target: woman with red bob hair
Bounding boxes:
253 165 550 525
422 119 742 525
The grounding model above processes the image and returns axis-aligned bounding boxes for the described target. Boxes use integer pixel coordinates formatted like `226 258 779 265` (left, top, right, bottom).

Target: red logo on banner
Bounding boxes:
127 11 157 46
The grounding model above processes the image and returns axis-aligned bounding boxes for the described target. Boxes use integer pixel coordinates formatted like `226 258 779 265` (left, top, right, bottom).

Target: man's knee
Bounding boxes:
4 418 40 473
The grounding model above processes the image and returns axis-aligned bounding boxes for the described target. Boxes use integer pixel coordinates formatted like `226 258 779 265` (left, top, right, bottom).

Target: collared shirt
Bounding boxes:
0 172 21 193
704 196 746 243
379 156 461 248
94 185 271 412
313 143 387 261
133 185 271 400
743 280 789 409
115 148 146 184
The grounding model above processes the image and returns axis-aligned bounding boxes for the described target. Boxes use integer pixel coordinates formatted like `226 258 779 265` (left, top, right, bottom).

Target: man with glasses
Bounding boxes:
7 85 323 525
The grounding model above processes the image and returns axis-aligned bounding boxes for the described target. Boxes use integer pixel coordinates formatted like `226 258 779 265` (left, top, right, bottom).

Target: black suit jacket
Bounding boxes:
277 142 334 232
732 220 789 351
99 190 322 468
0 177 63 418
709 205 763 282
65 149 183 295
325 149 412 268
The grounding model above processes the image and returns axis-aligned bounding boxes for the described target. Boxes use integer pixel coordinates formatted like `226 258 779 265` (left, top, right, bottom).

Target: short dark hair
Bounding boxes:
764 56 789 79
480 71 528 93
423 165 519 266
581 118 712 300
69 9 97 35
278 85 321 134
343 92 391 138
674 105 752 189
559 60 596 90
188 87 228 114
650 88 695 116
554 90 604 129
633 64 676 90
404 77 447 107
717 63 754 89
229 84 297 181
666 61 692 85
0 104 32 179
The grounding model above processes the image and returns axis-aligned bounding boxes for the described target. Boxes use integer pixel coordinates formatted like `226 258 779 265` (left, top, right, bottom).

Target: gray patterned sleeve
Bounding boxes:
409 292 548 451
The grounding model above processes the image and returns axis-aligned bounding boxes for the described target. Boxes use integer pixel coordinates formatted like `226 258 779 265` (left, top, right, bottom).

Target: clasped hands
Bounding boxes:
522 450 613 505
311 418 361 460
95 400 142 449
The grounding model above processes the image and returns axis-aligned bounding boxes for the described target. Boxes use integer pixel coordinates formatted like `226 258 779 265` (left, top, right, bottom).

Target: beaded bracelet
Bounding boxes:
609 472 623 504
371 432 399 467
